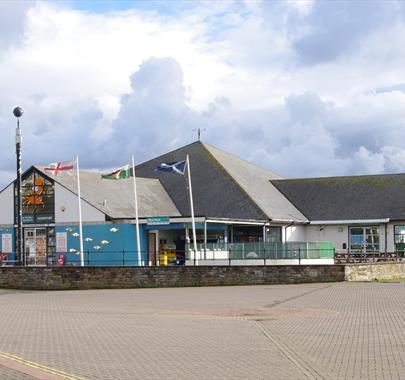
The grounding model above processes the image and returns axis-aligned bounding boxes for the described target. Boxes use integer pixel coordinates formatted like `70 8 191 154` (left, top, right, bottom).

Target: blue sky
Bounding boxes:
68 0 188 14
1 0 405 187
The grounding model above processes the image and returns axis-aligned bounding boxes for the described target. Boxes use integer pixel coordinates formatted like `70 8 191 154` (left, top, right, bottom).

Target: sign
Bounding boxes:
56 232 67 253
1 233 12 253
37 215 54 222
147 217 170 226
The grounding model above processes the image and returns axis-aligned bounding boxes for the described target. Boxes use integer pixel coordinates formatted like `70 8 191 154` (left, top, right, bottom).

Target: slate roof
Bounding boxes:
136 141 307 222
272 174 405 221
35 166 181 219
203 144 308 222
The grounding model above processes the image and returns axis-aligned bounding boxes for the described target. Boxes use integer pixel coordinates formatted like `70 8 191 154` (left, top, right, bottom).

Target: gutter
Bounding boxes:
309 218 390 225
270 219 309 224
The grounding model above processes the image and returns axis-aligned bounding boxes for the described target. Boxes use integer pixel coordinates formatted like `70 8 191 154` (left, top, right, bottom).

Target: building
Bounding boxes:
272 174 405 254
0 141 402 266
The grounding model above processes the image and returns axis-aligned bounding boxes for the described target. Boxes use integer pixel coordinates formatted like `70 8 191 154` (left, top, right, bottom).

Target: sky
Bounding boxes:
1 0 405 187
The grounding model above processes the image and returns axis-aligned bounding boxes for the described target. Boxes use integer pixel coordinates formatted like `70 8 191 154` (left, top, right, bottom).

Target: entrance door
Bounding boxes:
148 233 157 265
24 228 47 266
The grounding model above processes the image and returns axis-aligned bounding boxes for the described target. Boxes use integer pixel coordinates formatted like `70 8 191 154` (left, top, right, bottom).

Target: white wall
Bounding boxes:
284 225 306 241
0 185 14 225
305 223 393 253
379 224 387 252
386 223 395 252
55 183 105 223
305 225 348 251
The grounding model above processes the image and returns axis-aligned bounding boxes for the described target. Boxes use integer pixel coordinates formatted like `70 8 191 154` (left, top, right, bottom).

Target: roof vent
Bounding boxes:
103 200 107 207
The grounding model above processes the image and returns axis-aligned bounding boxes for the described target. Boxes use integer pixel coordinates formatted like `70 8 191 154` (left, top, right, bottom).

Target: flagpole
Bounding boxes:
132 155 142 266
76 156 84 267
186 155 198 264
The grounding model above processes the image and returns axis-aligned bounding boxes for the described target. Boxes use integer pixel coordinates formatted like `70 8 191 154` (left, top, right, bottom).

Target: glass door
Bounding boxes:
24 228 47 266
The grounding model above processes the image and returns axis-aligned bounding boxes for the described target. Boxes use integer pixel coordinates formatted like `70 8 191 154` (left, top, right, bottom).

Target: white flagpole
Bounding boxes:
76 156 84 267
186 155 198 264
132 155 142 266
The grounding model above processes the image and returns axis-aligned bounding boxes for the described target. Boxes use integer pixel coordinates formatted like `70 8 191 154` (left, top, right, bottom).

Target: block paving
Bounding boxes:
0 282 404 379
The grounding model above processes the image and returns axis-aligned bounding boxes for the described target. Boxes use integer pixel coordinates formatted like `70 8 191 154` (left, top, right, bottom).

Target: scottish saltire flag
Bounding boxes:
155 160 186 175
101 164 130 180
44 160 75 176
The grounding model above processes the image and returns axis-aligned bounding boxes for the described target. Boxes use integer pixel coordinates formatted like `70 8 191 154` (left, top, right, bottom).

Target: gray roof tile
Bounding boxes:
35 166 180 219
272 174 405 221
136 141 306 222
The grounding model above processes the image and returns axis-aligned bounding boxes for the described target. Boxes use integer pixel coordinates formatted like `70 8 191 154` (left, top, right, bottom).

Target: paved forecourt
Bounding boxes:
0 282 405 379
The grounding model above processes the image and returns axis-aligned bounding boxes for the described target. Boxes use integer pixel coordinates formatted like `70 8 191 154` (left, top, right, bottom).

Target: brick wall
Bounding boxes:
0 265 346 290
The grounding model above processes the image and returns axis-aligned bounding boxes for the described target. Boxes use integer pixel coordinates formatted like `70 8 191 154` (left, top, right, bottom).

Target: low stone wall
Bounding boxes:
345 262 405 282
0 265 345 290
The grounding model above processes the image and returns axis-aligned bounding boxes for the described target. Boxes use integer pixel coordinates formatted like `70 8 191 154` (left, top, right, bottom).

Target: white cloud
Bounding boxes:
0 0 33 53
1 1 405 188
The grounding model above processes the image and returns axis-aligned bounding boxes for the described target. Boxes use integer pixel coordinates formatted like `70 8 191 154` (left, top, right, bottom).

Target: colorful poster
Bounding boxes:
56 232 67 253
1 233 12 253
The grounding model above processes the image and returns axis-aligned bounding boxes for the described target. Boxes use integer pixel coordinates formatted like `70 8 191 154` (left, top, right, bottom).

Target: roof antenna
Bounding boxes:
193 128 206 141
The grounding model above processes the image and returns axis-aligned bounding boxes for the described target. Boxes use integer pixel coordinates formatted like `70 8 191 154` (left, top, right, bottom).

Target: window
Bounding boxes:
349 226 379 252
266 226 282 243
394 226 405 252
16 169 55 224
233 226 263 243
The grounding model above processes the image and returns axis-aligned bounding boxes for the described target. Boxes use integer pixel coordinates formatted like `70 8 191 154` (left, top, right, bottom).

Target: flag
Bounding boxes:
155 160 186 175
44 160 75 176
101 164 130 180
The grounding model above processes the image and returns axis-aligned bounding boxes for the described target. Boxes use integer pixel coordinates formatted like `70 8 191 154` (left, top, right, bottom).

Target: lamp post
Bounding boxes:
13 106 24 266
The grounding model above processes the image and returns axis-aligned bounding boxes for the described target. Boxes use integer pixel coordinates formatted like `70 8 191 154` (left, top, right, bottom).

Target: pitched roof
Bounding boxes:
272 174 405 221
203 144 308 222
135 141 306 222
35 166 180 219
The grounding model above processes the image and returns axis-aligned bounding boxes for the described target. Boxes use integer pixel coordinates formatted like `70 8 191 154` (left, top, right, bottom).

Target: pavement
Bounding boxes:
0 282 404 379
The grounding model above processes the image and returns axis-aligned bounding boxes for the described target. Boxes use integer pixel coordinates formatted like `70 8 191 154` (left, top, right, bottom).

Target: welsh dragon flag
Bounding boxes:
101 164 130 180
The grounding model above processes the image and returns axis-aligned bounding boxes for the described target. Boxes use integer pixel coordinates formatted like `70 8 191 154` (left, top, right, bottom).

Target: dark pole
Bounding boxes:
13 107 24 266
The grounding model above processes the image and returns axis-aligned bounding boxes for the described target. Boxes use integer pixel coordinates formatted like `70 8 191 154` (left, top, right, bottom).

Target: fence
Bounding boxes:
0 241 335 267
334 251 405 264
185 241 335 262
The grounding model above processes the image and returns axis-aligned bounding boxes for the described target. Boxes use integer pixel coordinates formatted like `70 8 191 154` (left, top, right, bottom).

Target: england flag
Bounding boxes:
44 160 75 176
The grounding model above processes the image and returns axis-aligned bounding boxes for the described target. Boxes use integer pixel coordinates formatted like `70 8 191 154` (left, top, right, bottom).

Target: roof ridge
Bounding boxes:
138 140 202 166
272 172 405 182
200 143 269 221
202 142 284 179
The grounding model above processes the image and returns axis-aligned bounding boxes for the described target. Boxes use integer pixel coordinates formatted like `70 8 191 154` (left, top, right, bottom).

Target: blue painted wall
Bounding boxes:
145 223 228 231
55 223 147 266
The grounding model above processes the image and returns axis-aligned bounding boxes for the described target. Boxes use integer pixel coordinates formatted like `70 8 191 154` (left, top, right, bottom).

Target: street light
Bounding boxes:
13 106 24 266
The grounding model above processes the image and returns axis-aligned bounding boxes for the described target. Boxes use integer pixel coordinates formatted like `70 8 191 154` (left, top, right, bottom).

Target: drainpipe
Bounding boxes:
204 218 207 260
284 221 295 243
284 221 295 262
263 220 270 264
